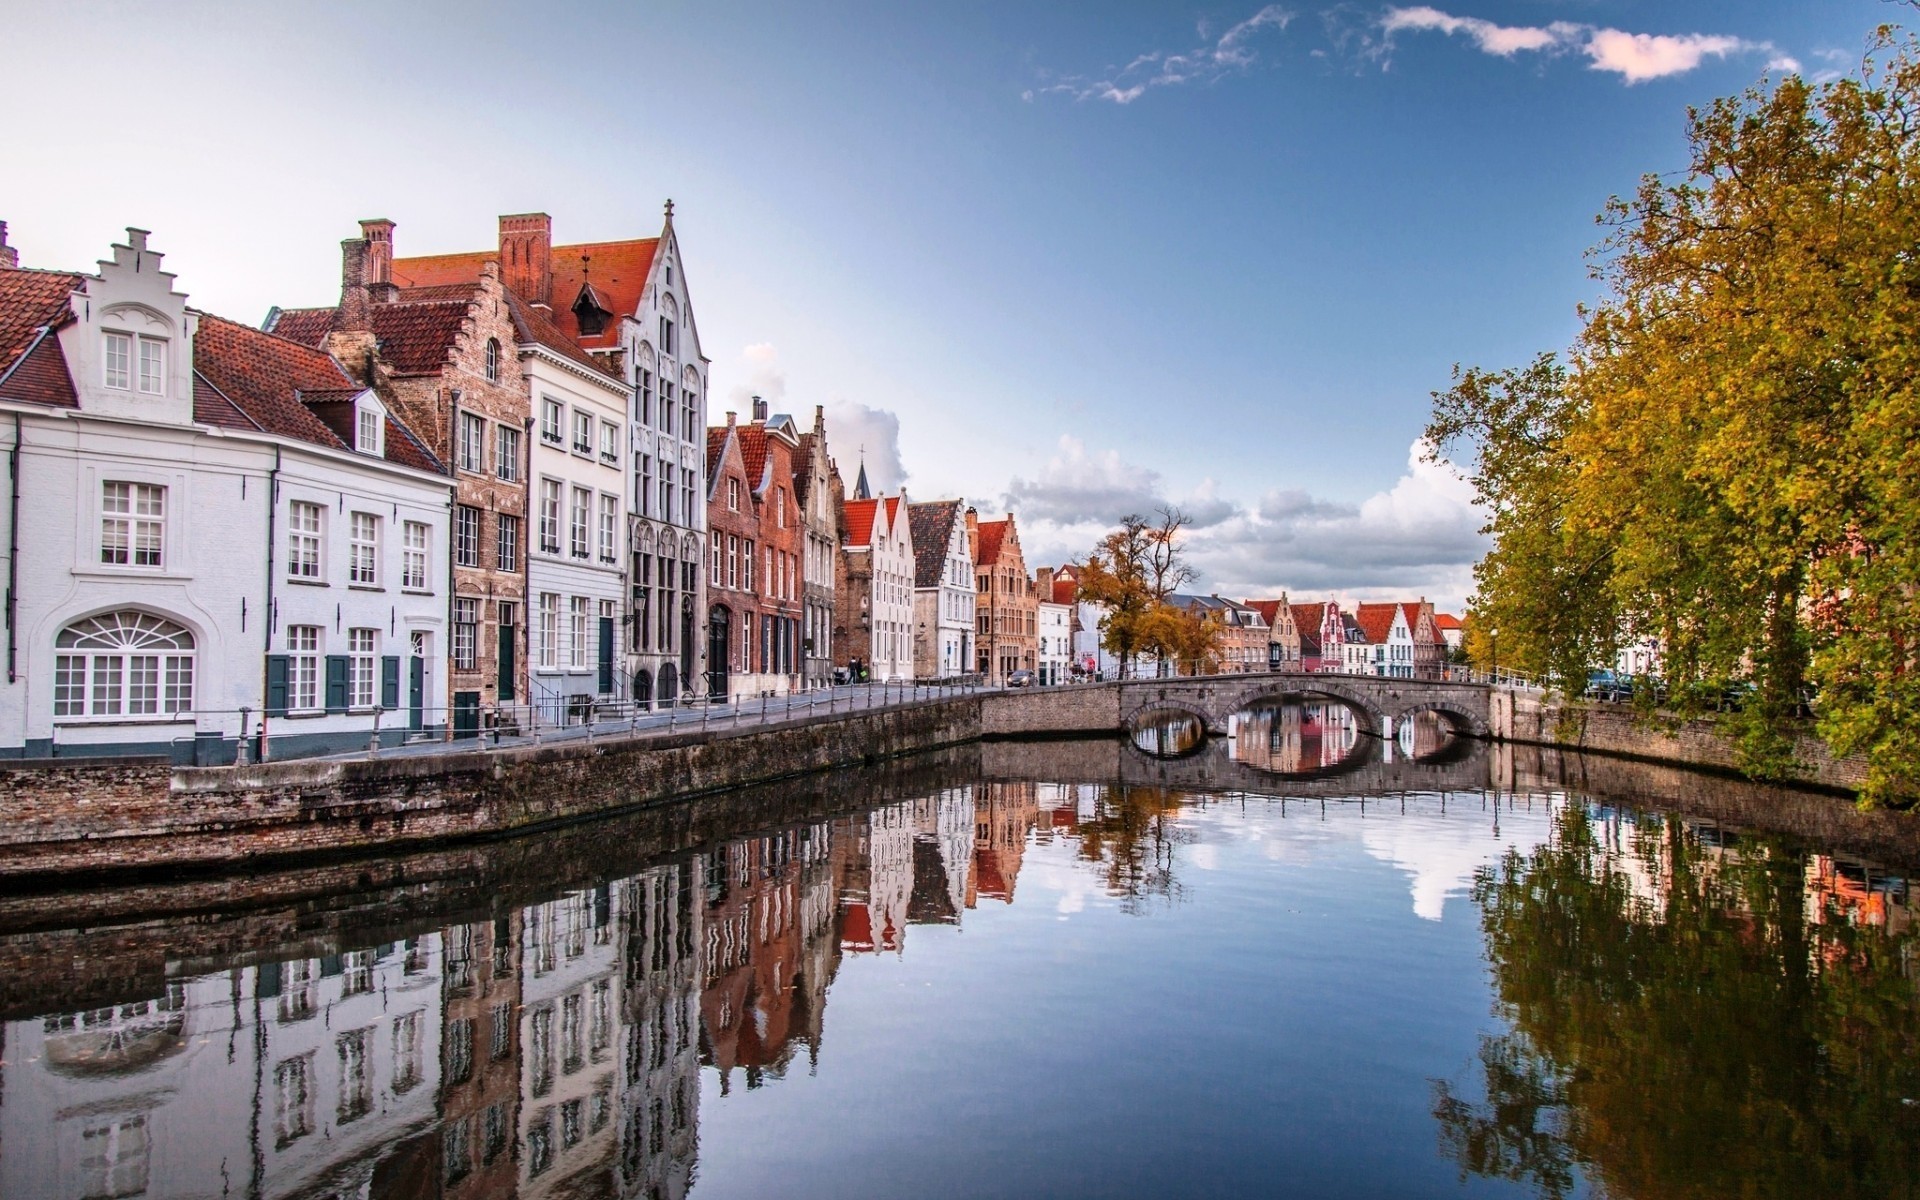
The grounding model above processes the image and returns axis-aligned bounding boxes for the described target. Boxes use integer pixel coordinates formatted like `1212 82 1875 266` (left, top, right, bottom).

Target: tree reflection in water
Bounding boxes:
1435 804 1920 1198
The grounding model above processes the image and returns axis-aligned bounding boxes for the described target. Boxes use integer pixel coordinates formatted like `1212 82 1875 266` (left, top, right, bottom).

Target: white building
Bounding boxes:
519 885 624 1196
839 490 916 681
1354 603 1418 678
519 296 630 722
908 498 975 679
0 227 451 762
1038 599 1072 685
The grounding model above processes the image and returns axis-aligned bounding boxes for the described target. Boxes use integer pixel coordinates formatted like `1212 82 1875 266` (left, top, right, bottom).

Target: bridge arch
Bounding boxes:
1113 673 1491 744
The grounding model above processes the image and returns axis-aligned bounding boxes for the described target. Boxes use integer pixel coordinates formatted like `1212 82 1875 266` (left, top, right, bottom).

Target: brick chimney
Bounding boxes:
0 221 15 270
359 219 396 304
499 213 552 307
338 237 370 331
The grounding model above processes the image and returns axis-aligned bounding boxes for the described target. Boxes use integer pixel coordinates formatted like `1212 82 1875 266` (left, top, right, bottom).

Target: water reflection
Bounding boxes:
3 758 1919 1198
1435 806 1920 1198
1129 708 1207 757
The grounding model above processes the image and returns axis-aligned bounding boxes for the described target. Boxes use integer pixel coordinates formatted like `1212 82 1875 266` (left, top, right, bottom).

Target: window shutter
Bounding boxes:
265 655 289 718
381 656 400 710
597 617 614 694
325 655 349 713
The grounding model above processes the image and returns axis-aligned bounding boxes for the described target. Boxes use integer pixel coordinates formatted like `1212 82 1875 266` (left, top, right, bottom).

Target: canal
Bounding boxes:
2 702 1917 1198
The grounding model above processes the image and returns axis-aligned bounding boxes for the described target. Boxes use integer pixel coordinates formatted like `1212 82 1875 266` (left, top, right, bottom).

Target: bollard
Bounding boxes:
368 707 383 758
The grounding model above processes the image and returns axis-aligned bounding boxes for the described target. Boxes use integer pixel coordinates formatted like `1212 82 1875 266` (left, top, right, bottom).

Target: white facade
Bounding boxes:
519 885 624 1195
526 344 629 721
0 230 450 762
911 500 975 678
869 498 916 681
1038 600 1072 685
624 219 708 707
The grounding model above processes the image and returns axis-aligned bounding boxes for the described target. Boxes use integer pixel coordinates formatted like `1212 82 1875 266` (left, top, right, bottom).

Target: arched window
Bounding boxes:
485 338 500 383
53 612 195 718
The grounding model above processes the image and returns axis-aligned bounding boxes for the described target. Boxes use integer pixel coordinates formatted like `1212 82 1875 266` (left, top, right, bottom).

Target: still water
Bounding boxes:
3 708 1919 1199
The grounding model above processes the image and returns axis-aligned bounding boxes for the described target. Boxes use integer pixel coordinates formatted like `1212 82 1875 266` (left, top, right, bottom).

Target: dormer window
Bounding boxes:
356 405 383 455
103 332 167 395
572 284 612 338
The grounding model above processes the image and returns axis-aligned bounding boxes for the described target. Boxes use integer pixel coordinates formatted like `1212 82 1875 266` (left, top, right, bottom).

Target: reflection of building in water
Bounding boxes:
702 822 840 1090
1229 703 1358 773
836 790 978 954
1032 782 1101 843
441 914 523 1197
519 886 622 1198
620 861 703 1200
1 940 447 1200
1394 710 1452 760
1806 853 1915 936
971 782 1039 905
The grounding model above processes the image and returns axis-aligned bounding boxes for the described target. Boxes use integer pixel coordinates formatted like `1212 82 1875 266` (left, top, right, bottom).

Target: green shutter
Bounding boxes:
325 655 349 713
381 656 400 710
265 655 289 718
597 617 615 694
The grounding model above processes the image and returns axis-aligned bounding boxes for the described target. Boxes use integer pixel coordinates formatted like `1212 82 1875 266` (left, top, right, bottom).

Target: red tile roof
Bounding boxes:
705 425 731 483
0 268 81 406
1244 599 1284 627
192 313 443 473
737 424 770 491
884 496 903 534
1435 613 1462 631
1354 602 1400 646
842 497 881 548
263 306 335 347
505 289 616 379
1051 575 1076 605
393 236 660 350
973 518 1009 566
1292 603 1333 655
267 286 482 377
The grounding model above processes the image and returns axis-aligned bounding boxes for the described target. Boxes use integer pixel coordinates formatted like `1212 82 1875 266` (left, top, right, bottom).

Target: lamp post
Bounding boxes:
1490 626 1499 685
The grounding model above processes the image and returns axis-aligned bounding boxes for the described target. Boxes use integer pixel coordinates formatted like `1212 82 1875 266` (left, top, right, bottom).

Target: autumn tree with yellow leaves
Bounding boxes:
1427 28 1920 803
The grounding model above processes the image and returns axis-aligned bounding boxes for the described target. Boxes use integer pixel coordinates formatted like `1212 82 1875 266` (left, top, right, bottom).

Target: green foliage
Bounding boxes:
1426 32 1920 802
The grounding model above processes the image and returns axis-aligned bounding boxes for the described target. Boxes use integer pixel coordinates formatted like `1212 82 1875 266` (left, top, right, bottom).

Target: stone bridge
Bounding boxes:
1120 673 1491 738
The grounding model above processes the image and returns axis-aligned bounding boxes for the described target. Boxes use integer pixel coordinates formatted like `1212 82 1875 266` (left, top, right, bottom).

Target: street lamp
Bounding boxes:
1489 626 1499 685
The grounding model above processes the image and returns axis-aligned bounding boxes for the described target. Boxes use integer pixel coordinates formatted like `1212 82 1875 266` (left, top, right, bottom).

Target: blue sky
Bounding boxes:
2 0 1896 609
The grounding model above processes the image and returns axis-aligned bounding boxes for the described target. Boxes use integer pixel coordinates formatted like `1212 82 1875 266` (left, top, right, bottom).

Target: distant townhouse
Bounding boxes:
836 475 915 681
1246 596 1301 671
1401 600 1444 680
1434 612 1464 654
1167 595 1268 674
269 221 529 736
1342 610 1373 674
377 208 711 707
1354 602 1422 677
0 226 451 762
968 510 1037 684
791 406 841 689
1037 594 1073 685
908 499 975 679
1049 563 1152 680
706 405 805 697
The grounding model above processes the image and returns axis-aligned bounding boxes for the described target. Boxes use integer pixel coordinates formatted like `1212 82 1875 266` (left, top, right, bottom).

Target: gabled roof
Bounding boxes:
394 236 660 351
1050 575 1076 605
737 424 771 492
842 496 881 549
907 499 961 588
1354 603 1403 646
1435 613 1462 631
192 313 443 473
0 268 81 407
262 305 335 346
705 425 732 486
506 289 617 380
972 518 1011 567
265 285 482 377
1244 600 1288 628
1292 603 1334 655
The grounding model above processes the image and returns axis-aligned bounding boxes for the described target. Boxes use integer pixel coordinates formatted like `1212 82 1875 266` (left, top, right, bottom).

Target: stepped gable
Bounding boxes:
0 268 82 407
394 236 659 351
972 518 1008 566
737 423 770 490
1354 602 1400 645
907 500 960 588
267 283 483 377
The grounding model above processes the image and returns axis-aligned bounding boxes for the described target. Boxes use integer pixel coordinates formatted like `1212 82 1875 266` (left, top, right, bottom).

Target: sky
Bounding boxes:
2 0 1898 611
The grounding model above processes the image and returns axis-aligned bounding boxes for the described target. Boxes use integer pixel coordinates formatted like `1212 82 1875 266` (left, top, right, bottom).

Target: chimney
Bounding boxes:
0 221 15 270
725 410 736 426
338 237 370 331
498 213 552 307
359 219 397 304
752 394 769 423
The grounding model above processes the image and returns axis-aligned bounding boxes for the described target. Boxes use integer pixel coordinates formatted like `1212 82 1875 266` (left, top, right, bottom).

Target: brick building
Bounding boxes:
967 510 1037 685
269 222 531 735
705 404 804 697
791 406 841 689
1245 596 1300 670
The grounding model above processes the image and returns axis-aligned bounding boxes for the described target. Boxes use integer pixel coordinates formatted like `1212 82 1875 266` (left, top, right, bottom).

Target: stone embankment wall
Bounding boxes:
0 699 981 883
1490 688 1869 794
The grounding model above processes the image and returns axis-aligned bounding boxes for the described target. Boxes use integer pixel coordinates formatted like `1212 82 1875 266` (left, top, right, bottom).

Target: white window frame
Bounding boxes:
454 505 481 569
572 410 593 457
458 413 485 473
403 521 431 590
539 594 559 669
138 336 167 395
348 513 379 586
53 612 196 721
541 398 564 445
347 628 377 709
288 501 322 581
599 420 619 466
497 513 520 573
539 480 562 555
103 331 133 390
495 424 521 481
570 597 589 669
356 406 382 455
289 625 321 711
453 599 479 671
598 494 617 564
100 481 165 568
569 487 590 559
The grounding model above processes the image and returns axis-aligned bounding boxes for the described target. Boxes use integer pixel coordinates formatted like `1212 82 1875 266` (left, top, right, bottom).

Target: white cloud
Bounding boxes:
1008 437 1486 610
1379 6 1786 84
725 341 788 416
824 402 909 495
1029 4 1295 105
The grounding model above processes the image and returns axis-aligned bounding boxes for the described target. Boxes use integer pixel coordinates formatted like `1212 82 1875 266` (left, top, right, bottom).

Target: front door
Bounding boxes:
707 606 730 701
452 691 481 740
408 631 427 733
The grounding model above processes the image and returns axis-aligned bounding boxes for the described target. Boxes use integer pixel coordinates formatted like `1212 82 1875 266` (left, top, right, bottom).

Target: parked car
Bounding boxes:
1585 670 1633 702
1007 670 1036 688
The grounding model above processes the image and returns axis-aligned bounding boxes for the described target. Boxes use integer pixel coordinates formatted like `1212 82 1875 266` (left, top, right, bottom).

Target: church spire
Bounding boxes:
853 446 871 500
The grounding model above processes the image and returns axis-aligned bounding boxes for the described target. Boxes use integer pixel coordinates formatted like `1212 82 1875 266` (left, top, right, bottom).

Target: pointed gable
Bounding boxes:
842 496 881 549
907 499 961 589
1354 603 1401 646
0 268 81 407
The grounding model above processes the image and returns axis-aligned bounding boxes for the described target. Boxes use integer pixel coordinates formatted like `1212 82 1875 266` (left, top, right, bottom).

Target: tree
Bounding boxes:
1426 31 1920 801
1074 506 1199 679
